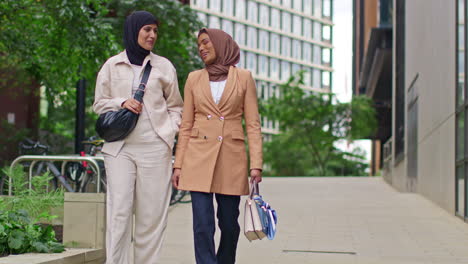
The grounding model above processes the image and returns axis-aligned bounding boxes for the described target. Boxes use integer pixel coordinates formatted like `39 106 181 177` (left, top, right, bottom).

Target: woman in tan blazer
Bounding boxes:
172 28 262 264
93 11 183 264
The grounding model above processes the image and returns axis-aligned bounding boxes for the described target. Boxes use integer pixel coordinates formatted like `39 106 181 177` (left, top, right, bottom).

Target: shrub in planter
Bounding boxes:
0 165 65 256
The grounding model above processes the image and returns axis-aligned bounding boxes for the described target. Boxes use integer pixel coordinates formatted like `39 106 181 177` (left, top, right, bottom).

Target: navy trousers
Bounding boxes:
190 191 241 264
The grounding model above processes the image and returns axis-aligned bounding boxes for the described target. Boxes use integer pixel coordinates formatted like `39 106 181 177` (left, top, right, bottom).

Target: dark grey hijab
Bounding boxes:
123 11 159 66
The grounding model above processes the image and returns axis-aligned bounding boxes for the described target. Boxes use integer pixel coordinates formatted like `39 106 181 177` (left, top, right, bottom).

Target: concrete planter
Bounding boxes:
63 193 106 249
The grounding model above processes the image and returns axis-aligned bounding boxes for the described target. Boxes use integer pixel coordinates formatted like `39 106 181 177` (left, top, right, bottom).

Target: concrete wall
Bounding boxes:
393 0 456 213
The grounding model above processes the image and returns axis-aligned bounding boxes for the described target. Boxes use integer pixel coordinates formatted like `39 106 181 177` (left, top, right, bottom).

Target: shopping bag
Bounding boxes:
244 183 277 241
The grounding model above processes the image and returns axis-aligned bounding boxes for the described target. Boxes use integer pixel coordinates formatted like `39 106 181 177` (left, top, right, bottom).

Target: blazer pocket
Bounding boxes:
231 130 245 141
190 128 199 138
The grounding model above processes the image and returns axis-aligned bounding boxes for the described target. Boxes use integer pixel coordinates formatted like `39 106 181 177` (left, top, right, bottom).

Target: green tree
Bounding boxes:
0 0 203 153
260 72 377 176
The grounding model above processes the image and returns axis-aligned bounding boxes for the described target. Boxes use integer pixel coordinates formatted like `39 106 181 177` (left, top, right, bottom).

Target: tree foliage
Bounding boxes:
260 72 377 176
0 0 203 149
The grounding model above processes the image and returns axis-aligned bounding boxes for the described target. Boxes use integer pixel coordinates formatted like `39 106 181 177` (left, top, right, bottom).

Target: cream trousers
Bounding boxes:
103 140 172 264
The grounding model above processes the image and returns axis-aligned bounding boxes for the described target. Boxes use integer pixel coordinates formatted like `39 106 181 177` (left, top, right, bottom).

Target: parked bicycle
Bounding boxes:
63 136 106 193
18 139 75 192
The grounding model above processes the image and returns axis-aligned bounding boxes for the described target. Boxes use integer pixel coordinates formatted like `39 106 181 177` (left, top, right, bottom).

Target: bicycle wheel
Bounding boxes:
64 162 87 192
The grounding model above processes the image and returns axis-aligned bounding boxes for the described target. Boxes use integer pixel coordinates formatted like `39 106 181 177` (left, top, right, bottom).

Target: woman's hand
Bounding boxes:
172 168 181 188
250 169 262 184
122 99 143 114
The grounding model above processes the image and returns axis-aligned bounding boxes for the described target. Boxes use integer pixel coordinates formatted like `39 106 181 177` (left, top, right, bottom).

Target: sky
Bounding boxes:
332 0 372 162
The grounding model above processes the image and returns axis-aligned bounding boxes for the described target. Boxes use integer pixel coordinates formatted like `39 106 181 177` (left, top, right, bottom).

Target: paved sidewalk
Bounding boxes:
159 177 468 264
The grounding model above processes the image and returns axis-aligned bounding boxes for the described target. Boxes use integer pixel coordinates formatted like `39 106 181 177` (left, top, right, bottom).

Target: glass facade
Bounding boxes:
190 0 334 133
457 0 468 219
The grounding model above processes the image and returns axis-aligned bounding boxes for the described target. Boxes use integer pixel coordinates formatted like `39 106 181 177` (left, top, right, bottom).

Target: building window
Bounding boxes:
246 52 257 73
281 36 291 57
303 0 313 15
234 23 245 45
313 45 321 64
314 0 322 18
259 55 268 77
292 0 302 12
259 4 270 26
194 0 208 8
210 0 221 12
323 0 332 18
313 69 321 88
238 50 245 68
303 19 312 38
303 67 312 86
247 27 257 49
314 22 322 40
247 1 258 23
271 8 280 29
222 0 233 16
208 16 220 29
271 0 281 5
270 33 280 54
281 11 291 32
270 58 280 80
293 15 302 36
321 71 330 88
235 0 246 20
322 25 331 42
282 0 292 8
303 42 312 62
292 39 302 60
456 0 467 219
222 19 233 36
281 61 291 81
259 30 269 50
322 47 331 65
292 64 301 76
198 13 208 26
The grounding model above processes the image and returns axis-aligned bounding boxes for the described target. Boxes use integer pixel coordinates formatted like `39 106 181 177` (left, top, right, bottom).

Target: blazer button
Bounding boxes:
217 136 223 142
207 114 212 120
219 116 224 121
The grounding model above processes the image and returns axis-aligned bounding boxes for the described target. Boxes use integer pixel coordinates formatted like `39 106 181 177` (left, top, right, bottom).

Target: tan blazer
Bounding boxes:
174 66 262 195
93 51 183 156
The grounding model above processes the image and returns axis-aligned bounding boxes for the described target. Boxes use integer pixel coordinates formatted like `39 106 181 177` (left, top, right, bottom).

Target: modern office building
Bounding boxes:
189 0 334 135
355 0 466 222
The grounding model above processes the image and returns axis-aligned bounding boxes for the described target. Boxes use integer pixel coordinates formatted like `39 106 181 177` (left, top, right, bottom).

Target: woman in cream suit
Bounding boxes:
93 11 183 264
172 28 263 264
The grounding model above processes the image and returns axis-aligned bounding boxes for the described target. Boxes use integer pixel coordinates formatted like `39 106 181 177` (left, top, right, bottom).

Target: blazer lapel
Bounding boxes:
200 69 221 115
217 66 237 110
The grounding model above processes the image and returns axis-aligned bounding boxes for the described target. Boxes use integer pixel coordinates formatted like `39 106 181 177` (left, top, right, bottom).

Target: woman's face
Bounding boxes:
138 24 158 51
198 33 216 65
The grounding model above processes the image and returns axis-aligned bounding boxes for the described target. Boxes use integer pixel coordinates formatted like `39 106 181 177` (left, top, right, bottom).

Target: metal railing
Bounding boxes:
9 155 104 195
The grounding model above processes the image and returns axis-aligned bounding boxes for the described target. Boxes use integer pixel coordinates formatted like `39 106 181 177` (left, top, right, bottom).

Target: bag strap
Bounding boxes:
133 61 152 103
249 183 260 199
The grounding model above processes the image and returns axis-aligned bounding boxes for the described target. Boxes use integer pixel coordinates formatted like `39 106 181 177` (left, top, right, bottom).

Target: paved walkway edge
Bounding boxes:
0 248 104 264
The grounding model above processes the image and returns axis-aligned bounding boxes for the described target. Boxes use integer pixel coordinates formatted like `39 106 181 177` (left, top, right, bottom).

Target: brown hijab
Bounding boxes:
198 28 240 81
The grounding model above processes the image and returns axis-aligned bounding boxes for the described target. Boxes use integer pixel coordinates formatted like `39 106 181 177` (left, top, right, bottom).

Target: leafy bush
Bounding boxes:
2 165 64 219
0 209 64 255
0 165 65 255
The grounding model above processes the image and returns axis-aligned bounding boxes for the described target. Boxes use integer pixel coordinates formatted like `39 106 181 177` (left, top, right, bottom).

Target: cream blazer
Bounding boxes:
174 67 263 195
93 51 183 156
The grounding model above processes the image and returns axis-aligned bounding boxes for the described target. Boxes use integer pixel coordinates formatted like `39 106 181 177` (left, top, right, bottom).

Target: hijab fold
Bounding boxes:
198 28 240 81
124 11 159 66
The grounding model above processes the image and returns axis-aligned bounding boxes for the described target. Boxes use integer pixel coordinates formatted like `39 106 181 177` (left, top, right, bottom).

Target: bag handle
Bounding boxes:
133 61 152 103
249 183 260 199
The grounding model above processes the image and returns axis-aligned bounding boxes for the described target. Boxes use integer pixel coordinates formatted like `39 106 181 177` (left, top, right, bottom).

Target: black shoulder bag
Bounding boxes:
95 61 152 142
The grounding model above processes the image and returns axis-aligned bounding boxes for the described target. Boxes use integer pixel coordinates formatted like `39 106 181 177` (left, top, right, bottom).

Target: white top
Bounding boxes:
210 80 227 105
126 63 159 143
130 64 143 95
